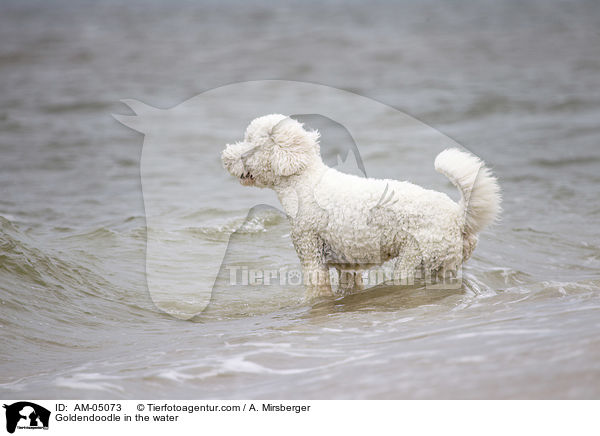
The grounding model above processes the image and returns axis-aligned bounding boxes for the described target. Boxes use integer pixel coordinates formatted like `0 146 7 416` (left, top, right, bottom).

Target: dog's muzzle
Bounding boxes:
239 171 255 185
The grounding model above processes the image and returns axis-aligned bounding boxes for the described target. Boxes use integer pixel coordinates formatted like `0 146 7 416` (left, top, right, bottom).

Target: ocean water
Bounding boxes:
1 0 599 399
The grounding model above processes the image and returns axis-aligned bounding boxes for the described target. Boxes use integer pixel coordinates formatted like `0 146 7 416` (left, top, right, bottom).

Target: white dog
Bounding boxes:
222 114 501 298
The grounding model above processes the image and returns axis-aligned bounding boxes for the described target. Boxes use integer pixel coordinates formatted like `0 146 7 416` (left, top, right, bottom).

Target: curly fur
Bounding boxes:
222 114 501 298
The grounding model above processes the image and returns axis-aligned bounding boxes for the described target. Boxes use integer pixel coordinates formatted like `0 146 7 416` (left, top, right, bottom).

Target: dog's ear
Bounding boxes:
270 143 311 176
269 118 317 176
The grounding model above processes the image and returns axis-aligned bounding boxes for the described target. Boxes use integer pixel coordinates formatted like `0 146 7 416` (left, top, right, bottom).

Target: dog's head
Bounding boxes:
221 114 321 188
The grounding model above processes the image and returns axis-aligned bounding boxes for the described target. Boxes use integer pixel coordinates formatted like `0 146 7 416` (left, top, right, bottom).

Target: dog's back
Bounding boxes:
312 168 464 269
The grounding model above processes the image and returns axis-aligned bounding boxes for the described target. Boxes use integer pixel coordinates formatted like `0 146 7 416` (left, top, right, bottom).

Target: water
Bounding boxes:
1 0 599 399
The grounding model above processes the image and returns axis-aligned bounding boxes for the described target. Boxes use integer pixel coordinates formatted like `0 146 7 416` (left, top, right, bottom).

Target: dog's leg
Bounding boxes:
336 268 365 296
292 231 334 298
302 260 333 298
391 256 418 286
336 268 353 296
354 271 364 291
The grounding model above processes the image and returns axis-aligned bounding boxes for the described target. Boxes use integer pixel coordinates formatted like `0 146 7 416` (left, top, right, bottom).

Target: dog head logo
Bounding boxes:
3 402 50 434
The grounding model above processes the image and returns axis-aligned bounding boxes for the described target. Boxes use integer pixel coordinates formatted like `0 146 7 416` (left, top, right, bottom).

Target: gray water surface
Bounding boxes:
1 0 599 399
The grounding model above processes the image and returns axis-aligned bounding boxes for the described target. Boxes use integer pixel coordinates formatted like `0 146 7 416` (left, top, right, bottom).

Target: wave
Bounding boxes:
0 216 154 325
163 206 288 240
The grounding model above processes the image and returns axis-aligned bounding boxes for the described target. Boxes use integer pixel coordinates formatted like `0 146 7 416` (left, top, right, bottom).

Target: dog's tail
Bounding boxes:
434 148 501 241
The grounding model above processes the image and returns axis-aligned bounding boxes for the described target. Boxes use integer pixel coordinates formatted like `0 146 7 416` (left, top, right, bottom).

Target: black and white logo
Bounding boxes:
3 402 50 434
